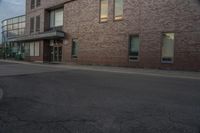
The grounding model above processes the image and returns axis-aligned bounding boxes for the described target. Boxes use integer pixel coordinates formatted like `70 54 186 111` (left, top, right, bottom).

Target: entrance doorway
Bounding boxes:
50 40 62 63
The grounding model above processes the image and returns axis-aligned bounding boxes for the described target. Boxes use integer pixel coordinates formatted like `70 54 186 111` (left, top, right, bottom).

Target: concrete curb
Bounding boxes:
0 59 200 80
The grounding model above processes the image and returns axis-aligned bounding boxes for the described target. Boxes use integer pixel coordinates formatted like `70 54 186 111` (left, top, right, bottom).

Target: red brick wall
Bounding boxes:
25 0 200 70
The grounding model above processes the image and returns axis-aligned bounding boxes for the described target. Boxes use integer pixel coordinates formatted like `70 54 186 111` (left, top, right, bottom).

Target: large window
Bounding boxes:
162 33 175 63
129 35 140 61
114 0 123 20
100 0 108 22
2 16 26 39
50 8 64 28
27 42 40 57
72 39 79 58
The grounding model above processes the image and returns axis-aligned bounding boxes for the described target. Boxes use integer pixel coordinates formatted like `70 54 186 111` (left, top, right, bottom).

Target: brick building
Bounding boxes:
2 0 200 70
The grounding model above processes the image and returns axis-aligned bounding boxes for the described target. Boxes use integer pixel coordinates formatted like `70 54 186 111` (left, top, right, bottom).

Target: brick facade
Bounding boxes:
25 0 200 70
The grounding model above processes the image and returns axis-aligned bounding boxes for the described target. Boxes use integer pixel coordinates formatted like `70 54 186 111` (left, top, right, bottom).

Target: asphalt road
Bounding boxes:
0 62 200 133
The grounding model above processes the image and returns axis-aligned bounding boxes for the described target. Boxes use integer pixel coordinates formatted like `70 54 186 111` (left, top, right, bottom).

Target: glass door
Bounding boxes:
50 40 62 63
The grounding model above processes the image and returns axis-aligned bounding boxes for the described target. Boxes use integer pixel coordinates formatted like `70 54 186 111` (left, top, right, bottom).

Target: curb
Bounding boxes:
0 59 200 80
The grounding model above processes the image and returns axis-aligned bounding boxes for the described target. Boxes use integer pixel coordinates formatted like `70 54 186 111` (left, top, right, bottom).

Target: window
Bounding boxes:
36 0 41 7
50 8 64 28
3 20 7 26
19 16 25 22
8 19 12 25
29 42 40 56
13 23 18 29
30 42 35 56
129 35 140 61
13 18 19 23
34 42 40 56
100 0 108 22
25 43 30 56
18 29 25 35
162 33 175 63
36 15 40 32
30 17 35 33
19 22 25 28
31 0 40 9
114 0 123 20
3 26 7 31
72 39 79 58
31 0 35 9
7 25 12 30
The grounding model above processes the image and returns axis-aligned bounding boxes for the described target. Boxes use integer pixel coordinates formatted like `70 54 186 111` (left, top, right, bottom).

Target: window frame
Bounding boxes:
34 41 40 56
31 0 35 9
71 38 79 58
129 34 140 62
161 32 175 64
99 0 109 23
29 42 35 56
27 41 40 57
30 17 35 33
113 0 124 21
36 15 40 32
49 8 64 28
36 0 41 7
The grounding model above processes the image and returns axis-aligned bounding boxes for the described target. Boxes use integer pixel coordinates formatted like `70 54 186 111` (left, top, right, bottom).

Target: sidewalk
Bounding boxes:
0 59 200 80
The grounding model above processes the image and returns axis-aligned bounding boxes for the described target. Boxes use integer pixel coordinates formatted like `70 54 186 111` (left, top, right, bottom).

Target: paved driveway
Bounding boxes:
0 61 200 133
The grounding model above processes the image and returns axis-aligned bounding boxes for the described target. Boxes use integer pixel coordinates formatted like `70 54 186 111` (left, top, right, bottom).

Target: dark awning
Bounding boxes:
7 30 65 42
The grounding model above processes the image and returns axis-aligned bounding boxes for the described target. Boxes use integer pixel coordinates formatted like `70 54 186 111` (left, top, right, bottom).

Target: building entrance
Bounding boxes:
50 40 62 63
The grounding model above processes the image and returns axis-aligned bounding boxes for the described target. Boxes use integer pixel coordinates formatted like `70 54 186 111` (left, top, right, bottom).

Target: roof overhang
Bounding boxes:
7 31 65 42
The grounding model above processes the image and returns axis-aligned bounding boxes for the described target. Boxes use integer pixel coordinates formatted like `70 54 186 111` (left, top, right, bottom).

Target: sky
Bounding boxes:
0 0 25 42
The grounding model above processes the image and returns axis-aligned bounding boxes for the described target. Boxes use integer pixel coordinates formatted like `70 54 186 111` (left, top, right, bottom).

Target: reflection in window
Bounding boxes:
2 15 26 39
3 20 7 26
114 0 123 20
12 18 19 23
13 24 18 29
100 0 108 22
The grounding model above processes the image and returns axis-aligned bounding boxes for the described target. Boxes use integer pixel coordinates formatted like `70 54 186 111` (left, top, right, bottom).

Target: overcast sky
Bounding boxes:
0 0 25 42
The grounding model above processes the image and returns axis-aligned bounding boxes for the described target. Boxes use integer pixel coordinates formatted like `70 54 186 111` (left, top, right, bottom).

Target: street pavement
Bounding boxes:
0 61 200 133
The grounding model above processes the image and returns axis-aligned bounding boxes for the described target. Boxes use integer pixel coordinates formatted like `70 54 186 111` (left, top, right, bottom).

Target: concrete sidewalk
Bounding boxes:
0 59 200 80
